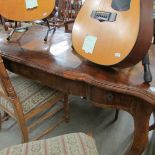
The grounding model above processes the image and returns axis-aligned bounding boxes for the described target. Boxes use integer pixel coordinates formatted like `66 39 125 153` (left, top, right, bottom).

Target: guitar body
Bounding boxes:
0 0 55 21
72 0 153 68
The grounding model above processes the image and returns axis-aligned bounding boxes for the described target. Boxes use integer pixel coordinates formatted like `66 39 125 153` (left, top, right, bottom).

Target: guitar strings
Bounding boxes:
101 0 109 11
98 0 104 11
98 0 107 11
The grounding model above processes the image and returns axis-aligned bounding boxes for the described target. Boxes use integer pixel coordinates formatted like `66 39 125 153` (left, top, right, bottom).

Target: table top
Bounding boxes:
0 26 155 105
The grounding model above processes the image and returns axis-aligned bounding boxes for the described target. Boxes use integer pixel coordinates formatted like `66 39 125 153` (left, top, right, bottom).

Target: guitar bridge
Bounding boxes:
91 11 117 22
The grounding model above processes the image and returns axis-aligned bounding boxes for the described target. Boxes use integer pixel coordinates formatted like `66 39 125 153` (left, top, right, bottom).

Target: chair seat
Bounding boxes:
0 133 98 155
0 72 63 115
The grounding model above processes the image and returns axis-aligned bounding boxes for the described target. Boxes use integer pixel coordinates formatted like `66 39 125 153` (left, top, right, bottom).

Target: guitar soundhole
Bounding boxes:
112 0 131 11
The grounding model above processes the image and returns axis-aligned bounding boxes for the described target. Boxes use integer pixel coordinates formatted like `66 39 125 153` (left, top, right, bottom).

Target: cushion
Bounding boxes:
0 133 98 155
0 72 63 115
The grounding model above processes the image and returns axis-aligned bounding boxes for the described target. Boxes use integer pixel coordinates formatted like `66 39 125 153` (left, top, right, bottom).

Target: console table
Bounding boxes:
0 26 155 155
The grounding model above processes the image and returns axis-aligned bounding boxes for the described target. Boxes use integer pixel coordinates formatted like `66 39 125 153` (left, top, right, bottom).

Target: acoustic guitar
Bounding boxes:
0 0 55 21
72 0 153 68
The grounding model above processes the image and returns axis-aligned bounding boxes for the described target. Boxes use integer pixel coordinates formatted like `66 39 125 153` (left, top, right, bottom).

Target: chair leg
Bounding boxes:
114 109 119 121
16 111 29 143
64 94 70 122
13 100 29 143
43 19 56 41
64 22 69 32
17 116 29 143
2 112 10 121
0 112 2 130
1 17 8 31
7 21 28 41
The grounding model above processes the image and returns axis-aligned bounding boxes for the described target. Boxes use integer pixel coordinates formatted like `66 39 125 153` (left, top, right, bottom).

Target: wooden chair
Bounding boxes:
0 133 98 155
0 56 69 143
0 15 9 31
57 0 82 32
38 0 82 33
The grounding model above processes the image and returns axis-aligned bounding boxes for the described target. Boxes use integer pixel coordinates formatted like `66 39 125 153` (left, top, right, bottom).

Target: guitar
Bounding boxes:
72 0 153 68
0 0 55 21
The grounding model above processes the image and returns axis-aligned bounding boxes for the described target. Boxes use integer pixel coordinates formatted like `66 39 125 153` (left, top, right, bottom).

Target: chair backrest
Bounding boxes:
58 0 82 21
0 56 17 101
0 0 55 21
0 55 25 120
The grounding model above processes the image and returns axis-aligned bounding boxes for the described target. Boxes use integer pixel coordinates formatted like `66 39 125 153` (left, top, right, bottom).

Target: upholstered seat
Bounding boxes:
0 72 63 116
0 133 98 155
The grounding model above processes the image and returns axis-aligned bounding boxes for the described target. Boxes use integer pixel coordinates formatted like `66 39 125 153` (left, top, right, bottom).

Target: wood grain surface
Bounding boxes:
0 26 155 155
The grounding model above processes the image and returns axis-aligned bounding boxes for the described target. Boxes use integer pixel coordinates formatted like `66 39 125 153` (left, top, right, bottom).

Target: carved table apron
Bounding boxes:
0 26 155 155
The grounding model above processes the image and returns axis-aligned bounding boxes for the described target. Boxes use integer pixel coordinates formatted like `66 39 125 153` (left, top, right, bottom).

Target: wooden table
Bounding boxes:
0 26 155 155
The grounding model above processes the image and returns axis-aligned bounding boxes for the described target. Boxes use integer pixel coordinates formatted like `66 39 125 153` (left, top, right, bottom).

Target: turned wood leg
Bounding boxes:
12 100 29 143
2 112 9 121
17 113 29 143
19 122 29 143
64 94 70 122
125 107 152 155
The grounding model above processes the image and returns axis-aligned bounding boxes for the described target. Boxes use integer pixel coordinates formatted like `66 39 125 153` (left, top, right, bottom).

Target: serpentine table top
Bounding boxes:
0 26 155 155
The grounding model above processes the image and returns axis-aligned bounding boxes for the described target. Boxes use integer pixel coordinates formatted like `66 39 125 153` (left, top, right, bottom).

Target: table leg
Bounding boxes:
114 109 119 121
125 105 152 155
90 89 153 155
